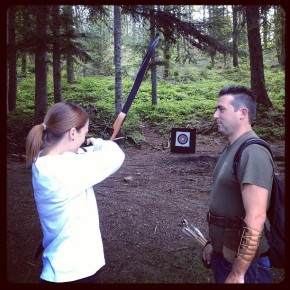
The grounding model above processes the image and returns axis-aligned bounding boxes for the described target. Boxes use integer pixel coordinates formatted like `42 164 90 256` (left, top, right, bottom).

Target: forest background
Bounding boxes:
7 5 285 147
6 5 285 284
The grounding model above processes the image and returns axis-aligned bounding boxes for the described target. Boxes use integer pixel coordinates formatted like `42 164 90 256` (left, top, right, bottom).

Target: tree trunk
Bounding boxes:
52 5 62 103
246 5 272 107
114 5 124 143
274 6 285 67
208 6 216 67
21 54 27 77
150 8 157 106
261 6 269 50
163 41 170 79
64 6 75 84
163 6 170 79
176 6 181 62
7 6 17 112
66 54 74 83
34 6 48 124
210 52 215 67
232 5 239 67
20 11 30 78
223 54 227 67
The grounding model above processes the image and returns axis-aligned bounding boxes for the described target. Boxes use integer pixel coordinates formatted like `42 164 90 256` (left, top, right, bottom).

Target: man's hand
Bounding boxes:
202 242 213 268
224 258 249 283
225 273 244 283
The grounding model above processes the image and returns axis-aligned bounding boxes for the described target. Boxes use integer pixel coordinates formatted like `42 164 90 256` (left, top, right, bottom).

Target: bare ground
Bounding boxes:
6 125 285 284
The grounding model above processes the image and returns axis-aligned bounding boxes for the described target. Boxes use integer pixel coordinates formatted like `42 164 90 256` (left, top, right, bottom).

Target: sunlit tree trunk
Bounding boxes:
114 5 124 143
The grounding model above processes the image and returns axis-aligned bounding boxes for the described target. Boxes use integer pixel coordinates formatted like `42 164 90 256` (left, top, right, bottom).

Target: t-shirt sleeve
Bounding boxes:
237 144 273 191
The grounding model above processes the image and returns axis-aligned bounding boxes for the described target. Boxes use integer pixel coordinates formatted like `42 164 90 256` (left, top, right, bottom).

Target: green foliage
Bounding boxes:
16 77 35 114
15 64 285 143
265 69 285 108
254 103 285 141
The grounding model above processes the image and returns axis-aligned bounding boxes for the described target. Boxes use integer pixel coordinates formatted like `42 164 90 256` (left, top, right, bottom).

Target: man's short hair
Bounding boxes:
219 85 257 124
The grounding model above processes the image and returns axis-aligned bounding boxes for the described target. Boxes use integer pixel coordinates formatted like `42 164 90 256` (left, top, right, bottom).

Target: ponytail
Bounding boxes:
26 124 45 166
25 102 89 166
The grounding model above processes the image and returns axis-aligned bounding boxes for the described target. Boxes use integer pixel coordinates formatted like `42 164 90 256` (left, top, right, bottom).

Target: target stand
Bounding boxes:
170 128 196 153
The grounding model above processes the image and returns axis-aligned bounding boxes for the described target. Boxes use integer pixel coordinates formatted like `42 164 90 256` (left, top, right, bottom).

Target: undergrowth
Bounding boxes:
10 63 285 153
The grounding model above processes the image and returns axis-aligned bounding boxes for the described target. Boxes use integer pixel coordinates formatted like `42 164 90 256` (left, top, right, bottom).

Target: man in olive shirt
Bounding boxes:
202 85 273 283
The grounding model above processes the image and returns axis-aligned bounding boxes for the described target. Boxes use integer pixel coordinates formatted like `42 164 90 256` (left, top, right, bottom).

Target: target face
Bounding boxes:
171 128 196 153
175 132 190 147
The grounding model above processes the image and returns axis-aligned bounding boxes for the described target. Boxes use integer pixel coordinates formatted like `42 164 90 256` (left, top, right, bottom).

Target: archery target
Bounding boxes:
171 128 196 153
175 132 190 147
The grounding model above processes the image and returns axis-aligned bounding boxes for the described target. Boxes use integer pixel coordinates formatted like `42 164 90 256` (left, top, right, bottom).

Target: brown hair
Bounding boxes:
26 102 89 166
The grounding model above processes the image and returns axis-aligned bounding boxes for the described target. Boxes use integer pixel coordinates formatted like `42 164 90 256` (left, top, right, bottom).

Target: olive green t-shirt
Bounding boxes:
209 130 274 255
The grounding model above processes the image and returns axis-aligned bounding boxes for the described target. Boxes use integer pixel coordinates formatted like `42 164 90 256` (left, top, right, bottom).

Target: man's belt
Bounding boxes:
207 212 244 228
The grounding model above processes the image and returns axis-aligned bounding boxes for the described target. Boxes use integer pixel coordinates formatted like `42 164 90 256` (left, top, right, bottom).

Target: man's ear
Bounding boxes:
240 107 248 120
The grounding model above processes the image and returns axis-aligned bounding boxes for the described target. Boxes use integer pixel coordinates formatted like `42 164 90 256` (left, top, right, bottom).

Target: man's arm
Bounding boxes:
225 183 268 283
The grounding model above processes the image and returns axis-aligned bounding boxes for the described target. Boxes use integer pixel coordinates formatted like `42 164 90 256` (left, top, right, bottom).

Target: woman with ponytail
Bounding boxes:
26 102 125 283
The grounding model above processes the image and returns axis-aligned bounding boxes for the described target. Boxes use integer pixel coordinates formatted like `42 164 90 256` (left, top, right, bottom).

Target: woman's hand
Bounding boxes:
86 137 104 151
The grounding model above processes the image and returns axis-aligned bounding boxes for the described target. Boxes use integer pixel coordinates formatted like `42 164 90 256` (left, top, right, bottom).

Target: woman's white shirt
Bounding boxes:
32 140 125 282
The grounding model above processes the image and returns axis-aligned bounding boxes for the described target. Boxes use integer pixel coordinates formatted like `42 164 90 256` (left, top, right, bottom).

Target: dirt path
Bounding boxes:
6 126 285 283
